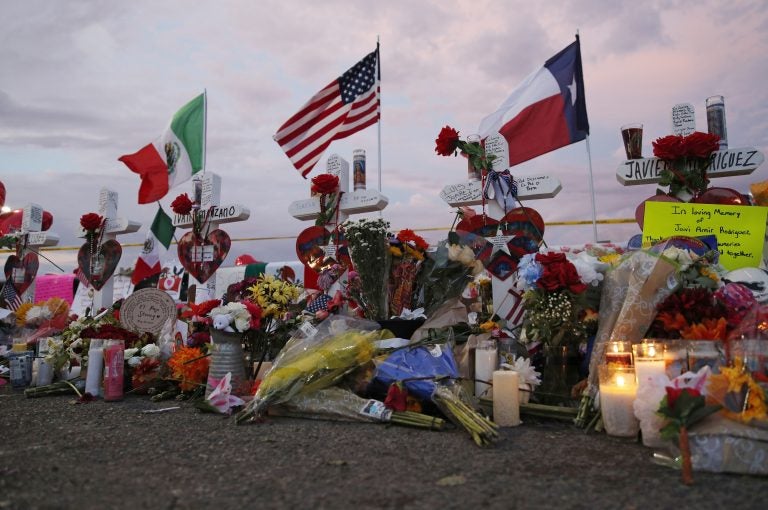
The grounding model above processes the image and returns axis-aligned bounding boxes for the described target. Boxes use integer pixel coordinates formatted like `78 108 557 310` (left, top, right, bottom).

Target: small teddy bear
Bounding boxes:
212 313 235 332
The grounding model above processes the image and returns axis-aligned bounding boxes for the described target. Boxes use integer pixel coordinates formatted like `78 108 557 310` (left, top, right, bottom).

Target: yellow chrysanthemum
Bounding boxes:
715 359 768 423
14 303 34 327
390 246 403 258
599 253 622 266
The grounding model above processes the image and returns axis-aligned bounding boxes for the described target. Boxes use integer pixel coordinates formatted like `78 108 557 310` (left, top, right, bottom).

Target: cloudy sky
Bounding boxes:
2 0 767 275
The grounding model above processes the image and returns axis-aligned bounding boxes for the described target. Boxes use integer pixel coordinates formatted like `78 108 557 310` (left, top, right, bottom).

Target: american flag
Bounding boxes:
274 47 380 177
1 282 23 311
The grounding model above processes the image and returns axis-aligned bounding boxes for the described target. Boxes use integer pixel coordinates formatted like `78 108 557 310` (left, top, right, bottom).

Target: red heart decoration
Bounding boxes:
177 229 231 284
4 252 39 295
295 226 351 278
500 207 545 242
456 215 499 237
77 239 123 291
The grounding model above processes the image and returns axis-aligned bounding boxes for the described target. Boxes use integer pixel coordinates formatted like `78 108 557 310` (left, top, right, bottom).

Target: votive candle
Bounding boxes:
599 366 639 438
633 341 666 386
605 340 633 367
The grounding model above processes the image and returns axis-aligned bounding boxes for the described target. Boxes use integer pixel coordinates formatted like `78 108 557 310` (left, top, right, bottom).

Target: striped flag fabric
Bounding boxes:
274 47 380 178
132 206 175 285
1 281 23 311
119 93 206 204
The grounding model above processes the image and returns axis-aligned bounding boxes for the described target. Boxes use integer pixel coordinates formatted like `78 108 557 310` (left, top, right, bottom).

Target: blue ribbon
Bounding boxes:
483 170 518 210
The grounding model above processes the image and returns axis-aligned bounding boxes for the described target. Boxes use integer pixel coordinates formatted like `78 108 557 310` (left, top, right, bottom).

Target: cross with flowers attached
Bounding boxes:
77 188 141 311
436 129 560 326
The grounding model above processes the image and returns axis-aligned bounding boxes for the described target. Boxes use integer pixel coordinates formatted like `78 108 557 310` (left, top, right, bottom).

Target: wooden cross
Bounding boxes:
172 172 250 301
439 133 561 327
79 188 141 311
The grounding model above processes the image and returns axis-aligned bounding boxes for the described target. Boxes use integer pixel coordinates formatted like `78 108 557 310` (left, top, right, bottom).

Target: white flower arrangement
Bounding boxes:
211 302 252 333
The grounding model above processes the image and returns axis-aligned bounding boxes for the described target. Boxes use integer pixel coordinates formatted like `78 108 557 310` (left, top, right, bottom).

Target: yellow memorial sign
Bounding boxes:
642 201 768 270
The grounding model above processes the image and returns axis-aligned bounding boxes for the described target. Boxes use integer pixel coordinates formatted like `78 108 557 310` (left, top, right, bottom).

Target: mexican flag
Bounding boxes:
120 93 206 204
132 206 175 285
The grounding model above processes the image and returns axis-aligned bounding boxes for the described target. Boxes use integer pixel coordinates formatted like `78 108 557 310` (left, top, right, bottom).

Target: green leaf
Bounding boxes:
687 404 721 427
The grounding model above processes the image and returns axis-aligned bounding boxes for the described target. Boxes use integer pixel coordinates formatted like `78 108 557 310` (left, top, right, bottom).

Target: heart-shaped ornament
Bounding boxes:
177 229 232 284
4 252 40 295
295 226 352 279
77 239 122 291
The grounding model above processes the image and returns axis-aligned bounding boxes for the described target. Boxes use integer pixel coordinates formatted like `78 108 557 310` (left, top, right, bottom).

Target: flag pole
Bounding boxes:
576 29 598 243
376 37 382 195
202 89 208 175
585 134 598 242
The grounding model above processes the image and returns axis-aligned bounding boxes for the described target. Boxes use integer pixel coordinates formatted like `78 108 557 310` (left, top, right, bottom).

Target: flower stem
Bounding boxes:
679 426 694 485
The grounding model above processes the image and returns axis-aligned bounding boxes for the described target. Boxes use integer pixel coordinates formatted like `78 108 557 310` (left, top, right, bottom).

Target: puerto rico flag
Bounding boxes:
478 37 589 167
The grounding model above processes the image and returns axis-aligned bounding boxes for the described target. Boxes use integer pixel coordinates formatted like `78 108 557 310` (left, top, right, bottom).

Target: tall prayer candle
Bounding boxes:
475 340 498 398
493 370 521 427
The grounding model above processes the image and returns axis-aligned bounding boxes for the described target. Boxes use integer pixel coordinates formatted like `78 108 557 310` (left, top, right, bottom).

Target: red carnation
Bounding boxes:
652 135 685 160
242 300 263 330
665 386 701 412
384 381 408 411
80 213 103 232
681 131 720 158
310 174 340 195
171 193 193 216
435 126 460 156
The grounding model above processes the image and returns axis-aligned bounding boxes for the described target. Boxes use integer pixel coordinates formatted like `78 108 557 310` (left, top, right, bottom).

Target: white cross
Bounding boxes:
77 188 141 311
288 154 389 223
9 203 60 302
439 133 560 326
172 173 250 302
288 153 389 294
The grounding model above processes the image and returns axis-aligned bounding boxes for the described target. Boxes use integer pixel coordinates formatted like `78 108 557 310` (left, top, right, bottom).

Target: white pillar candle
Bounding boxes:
599 368 639 438
493 370 520 427
475 344 498 398
85 339 104 397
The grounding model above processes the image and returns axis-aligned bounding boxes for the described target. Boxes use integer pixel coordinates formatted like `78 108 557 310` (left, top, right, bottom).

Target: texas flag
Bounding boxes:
478 37 589 167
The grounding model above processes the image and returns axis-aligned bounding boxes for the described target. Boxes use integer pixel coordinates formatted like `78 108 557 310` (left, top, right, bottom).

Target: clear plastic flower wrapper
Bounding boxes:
236 315 386 423
270 386 445 430
587 246 682 396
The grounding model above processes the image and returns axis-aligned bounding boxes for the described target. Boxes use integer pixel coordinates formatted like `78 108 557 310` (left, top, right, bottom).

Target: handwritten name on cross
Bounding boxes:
79 188 141 311
172 172 250 301
21 203 60 249
439 133 560 327
10 203 60 301
617 105 764 186
288 154 389 223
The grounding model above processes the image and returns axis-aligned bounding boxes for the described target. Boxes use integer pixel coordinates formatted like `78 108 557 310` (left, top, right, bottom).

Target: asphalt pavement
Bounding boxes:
1 389 766 510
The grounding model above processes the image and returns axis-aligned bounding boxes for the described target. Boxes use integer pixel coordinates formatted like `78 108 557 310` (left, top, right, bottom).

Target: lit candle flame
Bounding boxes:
616 375 626 387
648 345 656 357
612 343 619 353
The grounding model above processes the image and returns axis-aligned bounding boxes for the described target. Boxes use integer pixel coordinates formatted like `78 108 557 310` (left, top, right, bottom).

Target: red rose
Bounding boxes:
79 213 103 232
538 258 586 293
652 135 685 160
535 252 567 266
171 193 193 216
681 131 720 158
435 125 460 156
665 386 701 411
310 173 340 195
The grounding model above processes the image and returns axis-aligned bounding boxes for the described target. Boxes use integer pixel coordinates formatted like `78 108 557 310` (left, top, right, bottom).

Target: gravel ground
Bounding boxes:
1 388 766 510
